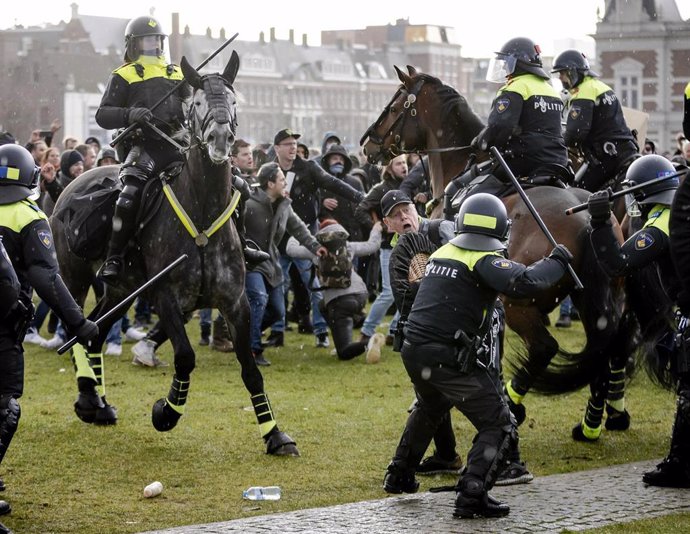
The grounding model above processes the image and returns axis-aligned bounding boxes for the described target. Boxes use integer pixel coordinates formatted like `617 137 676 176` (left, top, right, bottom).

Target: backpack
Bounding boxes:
315 230 352 289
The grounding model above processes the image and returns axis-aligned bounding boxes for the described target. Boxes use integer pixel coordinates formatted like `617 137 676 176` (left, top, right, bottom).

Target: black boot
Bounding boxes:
383 462 419 494
98 185 140 283
643 394 690 487
199 322 211 346
454 476 510 518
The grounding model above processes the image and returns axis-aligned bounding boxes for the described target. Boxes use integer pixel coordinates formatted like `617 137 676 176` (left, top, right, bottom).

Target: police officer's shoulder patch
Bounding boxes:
496 97 511 114
634 231 654 250
37 229 52 249
569 106 581 120
491 258 513 269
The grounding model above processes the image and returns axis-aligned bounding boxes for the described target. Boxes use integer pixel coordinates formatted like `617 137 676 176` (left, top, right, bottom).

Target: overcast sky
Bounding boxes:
4 1 690 57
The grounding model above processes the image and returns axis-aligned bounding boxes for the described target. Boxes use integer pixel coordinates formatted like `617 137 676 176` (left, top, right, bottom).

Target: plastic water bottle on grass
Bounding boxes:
242 486 281 501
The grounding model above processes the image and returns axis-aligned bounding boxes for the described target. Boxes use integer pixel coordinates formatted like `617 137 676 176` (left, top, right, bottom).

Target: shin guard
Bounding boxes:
607 365 626 413
166 376 190 415
251 393 277 438
72 345 97 383
0 396 20 466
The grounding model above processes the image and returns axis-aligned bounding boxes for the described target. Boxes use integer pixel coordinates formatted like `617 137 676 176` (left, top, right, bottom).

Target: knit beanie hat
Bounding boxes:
60 149 84 176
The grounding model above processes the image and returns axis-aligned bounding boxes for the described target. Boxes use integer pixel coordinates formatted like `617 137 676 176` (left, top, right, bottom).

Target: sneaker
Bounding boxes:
555 314 572 328
124 326 147 342
366 333 385 364
642 457 690 488
131 340 168 367
417 454 464 476
254 352 271 366
105 342 122 356
41 334 66 350
315 333 330 348
24 328 47 346
262 331 284 348
494 461 534 486
383 463 419 494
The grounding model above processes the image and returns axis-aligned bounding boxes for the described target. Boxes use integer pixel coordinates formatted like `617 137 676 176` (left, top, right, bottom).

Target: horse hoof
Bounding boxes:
572 422 600 442
74 393 118 425
151 399 181 432
266 430 300 457
94 397 118 426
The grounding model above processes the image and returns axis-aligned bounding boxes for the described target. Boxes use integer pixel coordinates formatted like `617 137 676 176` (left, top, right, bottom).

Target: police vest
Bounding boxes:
404 243 500 345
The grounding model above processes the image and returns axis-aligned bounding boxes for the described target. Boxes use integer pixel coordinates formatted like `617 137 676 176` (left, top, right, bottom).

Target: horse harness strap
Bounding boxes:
162 182 241 247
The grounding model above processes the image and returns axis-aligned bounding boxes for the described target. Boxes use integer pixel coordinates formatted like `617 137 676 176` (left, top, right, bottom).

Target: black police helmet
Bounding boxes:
623 155 679 206
488 37 549 81
551 49 599 89
124 16 166 62
0 144 40 205
451 193 511 251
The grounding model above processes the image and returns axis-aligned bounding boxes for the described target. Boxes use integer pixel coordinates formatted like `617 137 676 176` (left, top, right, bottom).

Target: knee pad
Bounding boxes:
678 387 690 423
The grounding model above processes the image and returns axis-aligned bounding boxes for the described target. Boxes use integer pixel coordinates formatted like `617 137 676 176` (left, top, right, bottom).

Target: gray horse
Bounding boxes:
50 52 298 455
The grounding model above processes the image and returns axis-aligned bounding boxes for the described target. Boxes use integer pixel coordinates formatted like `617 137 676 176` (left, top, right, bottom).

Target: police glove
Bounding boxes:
73 319 99 345
587 188 613 227
127 107 153 125
549 244 574 267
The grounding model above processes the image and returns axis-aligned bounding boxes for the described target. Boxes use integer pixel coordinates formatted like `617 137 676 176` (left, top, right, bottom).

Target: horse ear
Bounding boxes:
407 65 419 76
394 65 411 86
222 50 240 86
181 56 201 89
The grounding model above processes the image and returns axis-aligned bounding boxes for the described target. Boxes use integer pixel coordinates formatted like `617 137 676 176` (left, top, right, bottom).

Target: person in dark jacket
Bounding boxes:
383 193 572 519
551 49 638 192
319 144 366 241
244 162 325 366
40 149 85 216
0 145 98 524
267 129 364 349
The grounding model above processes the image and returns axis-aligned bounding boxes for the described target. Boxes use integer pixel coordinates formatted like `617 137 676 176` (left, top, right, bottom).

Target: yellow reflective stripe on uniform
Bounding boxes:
463 213 496 230
0 199 47 233
114 61 184 84
499 74 560 99
571 77 611 103
429 242 495 271
643 204 670 236
685 81 690 98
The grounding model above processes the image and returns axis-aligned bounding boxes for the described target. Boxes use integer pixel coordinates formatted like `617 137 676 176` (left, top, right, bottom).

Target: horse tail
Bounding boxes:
625 265 676 390
520 227 626 394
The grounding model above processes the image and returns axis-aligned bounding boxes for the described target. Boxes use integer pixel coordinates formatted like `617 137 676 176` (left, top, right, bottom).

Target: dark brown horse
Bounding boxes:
361 66 636 433
50 52 298 455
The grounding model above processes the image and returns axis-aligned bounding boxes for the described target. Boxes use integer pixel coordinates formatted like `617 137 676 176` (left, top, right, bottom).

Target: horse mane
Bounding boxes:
415 73 485 136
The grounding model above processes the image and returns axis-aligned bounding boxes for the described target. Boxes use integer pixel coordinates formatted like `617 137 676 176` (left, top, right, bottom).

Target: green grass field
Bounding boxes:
3 310 689 533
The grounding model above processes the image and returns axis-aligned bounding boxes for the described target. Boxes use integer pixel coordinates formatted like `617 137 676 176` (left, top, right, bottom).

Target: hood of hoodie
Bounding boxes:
320 131 342 154
321 144 352 175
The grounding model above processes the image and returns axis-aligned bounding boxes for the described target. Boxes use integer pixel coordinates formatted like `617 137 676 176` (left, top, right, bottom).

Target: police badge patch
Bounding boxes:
37 229 52 249
569 106 581 120
491 258 512 269
634 231 654 250
496 97 511 114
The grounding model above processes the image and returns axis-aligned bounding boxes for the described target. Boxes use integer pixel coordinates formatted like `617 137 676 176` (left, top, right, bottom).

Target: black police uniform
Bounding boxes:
0 241 19 321
387 241 568 513
563 76 638 191
95 44 191 278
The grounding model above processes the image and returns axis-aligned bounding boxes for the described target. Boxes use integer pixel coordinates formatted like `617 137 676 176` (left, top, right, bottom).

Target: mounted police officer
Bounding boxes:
552 49 638 192
95 15 191 282
0 144 98 525
457 37 569 203
383 192 572 518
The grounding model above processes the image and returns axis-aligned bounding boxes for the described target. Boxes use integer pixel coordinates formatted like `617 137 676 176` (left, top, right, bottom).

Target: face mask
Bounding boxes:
329 163 345 175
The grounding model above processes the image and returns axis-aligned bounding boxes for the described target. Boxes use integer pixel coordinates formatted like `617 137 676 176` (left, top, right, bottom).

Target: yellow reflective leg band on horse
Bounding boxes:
166 376 189 415
71 345 97 382
251 393 277 438
506 381 525 405
89 352 106 398
607 366 626 412
581 418 602 440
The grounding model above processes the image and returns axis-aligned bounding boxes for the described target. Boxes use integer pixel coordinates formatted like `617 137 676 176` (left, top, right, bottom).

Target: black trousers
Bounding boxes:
0 329 24 398
322 293 367 360
393 340 512 487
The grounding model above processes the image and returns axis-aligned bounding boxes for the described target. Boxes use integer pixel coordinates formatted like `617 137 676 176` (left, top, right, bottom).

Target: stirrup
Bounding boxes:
98 256 123 282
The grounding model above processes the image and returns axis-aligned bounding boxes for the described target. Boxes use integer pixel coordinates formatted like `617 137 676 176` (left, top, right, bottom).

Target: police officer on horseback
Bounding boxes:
552 49 638 192
95 15 191 282
587 155 690 486
383 192 572 518
0 145 98 524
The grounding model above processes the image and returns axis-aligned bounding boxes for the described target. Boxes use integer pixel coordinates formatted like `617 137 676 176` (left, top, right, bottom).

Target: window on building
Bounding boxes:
612 58 643 110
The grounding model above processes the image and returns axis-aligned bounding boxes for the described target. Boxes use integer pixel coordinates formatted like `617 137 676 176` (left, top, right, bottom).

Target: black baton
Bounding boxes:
57 254 189 355
490 146 584 290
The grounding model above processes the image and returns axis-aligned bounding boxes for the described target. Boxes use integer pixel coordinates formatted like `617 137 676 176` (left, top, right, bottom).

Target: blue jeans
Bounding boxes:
362 248 399 337
199 308 212 328
559 295 573 316
273 255 328 335
106 315 133 344
246 272 285 354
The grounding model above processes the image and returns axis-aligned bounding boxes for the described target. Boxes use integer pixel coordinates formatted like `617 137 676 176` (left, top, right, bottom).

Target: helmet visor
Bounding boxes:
486 55 517 83
137 35 164 57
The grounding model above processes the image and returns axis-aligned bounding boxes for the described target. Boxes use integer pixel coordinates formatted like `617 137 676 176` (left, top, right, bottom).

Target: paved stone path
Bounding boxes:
142 460 690 534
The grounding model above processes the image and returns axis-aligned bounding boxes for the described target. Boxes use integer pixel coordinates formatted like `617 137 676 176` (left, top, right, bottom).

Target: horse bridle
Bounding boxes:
360 77 426 159
186 73 238 155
